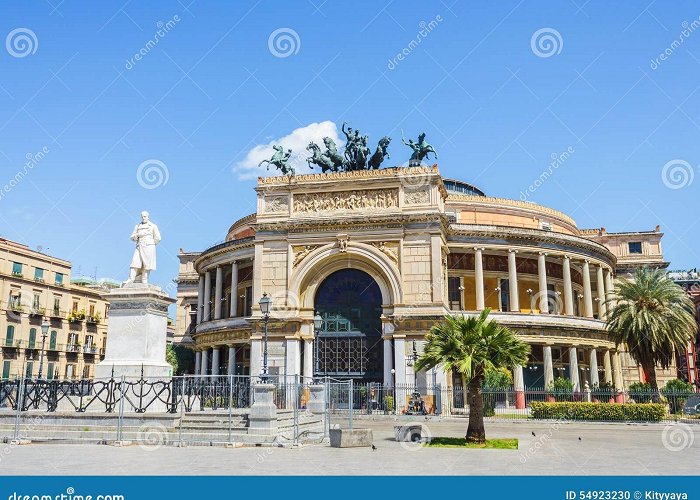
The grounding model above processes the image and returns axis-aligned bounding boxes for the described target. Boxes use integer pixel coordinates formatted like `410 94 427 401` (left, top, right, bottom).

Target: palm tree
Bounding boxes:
606 268 697 403
415 309 530 443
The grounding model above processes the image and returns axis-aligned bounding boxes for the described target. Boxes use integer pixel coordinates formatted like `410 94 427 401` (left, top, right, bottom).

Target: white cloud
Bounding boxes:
235 121 343 180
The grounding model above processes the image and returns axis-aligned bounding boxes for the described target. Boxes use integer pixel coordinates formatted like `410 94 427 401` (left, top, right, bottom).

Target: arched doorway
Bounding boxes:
313 269 383 382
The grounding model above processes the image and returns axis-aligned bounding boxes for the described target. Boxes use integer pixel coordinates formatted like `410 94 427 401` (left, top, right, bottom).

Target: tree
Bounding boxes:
166 344 179 374
415 309 530 443
606 268 697 403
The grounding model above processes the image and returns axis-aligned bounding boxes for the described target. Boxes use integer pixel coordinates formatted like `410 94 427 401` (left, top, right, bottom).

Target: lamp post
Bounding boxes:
37 319 49 379
390 368 396 415
313 312 323 381
258 293 272 382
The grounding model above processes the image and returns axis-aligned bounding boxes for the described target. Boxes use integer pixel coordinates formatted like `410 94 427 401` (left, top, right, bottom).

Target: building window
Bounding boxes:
32 294 41 312
82 366 91 379
28 328 37 349
11 262 22 276
72 300 79 312
5 326 14 346
499 279 510 312
49 331 57 350
447 277 462 310
2 360 10 380
8 292 21 310
55 273 64 286
25 362 33 378
65 364 75 380
53 298 61 316
34 268 44 282
47 362 55 380
89 304 95 316
67 332 79 351
628 242 643 254
104 304 110 319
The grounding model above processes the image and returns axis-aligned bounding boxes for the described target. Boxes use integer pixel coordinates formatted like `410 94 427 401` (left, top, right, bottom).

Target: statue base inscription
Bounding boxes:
95 283 176 380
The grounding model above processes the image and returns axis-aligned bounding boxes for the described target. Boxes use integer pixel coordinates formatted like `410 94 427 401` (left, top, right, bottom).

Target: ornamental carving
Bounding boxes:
293 189 399 213
292 245 320 267
371 241 399 263
264 196 289 213
404 188 430 205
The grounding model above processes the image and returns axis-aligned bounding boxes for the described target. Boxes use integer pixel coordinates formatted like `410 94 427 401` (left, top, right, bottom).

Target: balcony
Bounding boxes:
50 308 63 319
82 345 97 354
66 344 80 353
2 338 21 348
8 303 24 314
29 307 45 317
86 315 101 325
67 310 86 323
11 271 23 278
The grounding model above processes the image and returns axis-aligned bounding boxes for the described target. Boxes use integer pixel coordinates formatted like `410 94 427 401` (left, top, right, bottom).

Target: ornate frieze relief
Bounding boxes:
404 188 430 205
292 245 320 267
370 241 399 263
293 189 399 213
264 196 289 213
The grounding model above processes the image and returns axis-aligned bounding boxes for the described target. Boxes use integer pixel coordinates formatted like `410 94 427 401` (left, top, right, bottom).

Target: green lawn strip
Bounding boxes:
424 437 518 449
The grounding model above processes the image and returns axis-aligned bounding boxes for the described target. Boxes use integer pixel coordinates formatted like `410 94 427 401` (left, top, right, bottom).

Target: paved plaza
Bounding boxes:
2 419 698 475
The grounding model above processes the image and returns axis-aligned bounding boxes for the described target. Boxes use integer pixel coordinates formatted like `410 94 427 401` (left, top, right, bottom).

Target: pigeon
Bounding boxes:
578 437 582 441
531 432 536 437
371 444 377 451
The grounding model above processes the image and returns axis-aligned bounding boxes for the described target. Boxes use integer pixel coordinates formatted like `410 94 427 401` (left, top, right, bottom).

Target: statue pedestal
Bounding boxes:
95 283 176 380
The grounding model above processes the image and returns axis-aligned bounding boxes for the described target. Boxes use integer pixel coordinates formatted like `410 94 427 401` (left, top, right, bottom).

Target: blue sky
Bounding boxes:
1 0 699 291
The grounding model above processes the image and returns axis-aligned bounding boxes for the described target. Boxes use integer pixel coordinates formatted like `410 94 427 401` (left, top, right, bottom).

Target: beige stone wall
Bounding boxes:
401 243 434 304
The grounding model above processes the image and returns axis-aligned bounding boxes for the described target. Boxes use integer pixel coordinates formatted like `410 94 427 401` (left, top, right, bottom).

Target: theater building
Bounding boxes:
175 166 671 394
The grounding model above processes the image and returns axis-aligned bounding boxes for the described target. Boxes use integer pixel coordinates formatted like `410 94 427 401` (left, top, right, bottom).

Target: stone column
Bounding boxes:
303 338 313 380
214 267 223 320
569 347 580 392
203 271 212 322
563 255 574 316
537 252 549 314
230 261 239 318
513 365 525 409
383 338 393 387
394 336 407 411
508 250 520 312
227 346 236 376
474 247 485 311
582 261 594 318
285 338 300 380
612 351 624 402
605 269 615 310
596 265 607 319
196 275 205 324
603 350 613 385
194 350 201 376
200 348 209 376
250 337 262 379
589 348 599 387
543 345 554 390
211 347 220 376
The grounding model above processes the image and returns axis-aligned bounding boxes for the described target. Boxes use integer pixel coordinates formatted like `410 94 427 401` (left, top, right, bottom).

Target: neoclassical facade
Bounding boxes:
176 166 673 392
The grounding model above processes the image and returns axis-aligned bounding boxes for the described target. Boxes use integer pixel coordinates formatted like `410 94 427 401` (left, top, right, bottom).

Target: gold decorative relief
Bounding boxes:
293 189 398 213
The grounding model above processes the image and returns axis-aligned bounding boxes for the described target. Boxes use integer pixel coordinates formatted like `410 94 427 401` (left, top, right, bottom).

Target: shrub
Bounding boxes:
384 395 394 412
628 382 653 403
483 367 513 417
529 401 666 421
661 379 695 414
546 377 574 402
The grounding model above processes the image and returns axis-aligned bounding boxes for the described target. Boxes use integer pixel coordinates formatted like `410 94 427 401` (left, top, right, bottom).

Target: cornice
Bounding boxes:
446 194 577 228
255 212 448 234
448 224 616 266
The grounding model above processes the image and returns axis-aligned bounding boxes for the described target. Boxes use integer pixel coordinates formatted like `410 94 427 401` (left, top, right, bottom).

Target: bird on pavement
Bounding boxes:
531 432 536 437
578 437 582 441
371 444 377 451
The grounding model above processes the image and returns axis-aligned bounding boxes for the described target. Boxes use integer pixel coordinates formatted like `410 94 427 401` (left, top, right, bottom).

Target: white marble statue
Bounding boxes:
126 211 161 285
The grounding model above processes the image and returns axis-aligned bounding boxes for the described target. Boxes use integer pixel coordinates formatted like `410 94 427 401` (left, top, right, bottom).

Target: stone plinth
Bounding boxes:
307 384 326 415
248 383 278 436
329 428 373 448
95 283 176 380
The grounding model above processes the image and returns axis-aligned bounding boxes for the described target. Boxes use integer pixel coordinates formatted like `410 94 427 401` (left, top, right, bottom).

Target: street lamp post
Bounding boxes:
38 319 49 379
258 293 272 382
313 311 323 382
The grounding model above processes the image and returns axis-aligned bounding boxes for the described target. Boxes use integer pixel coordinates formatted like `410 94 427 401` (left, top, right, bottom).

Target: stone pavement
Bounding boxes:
1 419 697 475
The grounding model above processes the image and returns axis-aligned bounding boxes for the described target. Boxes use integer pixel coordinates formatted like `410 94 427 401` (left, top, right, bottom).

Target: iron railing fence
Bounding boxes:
0 376 698 422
